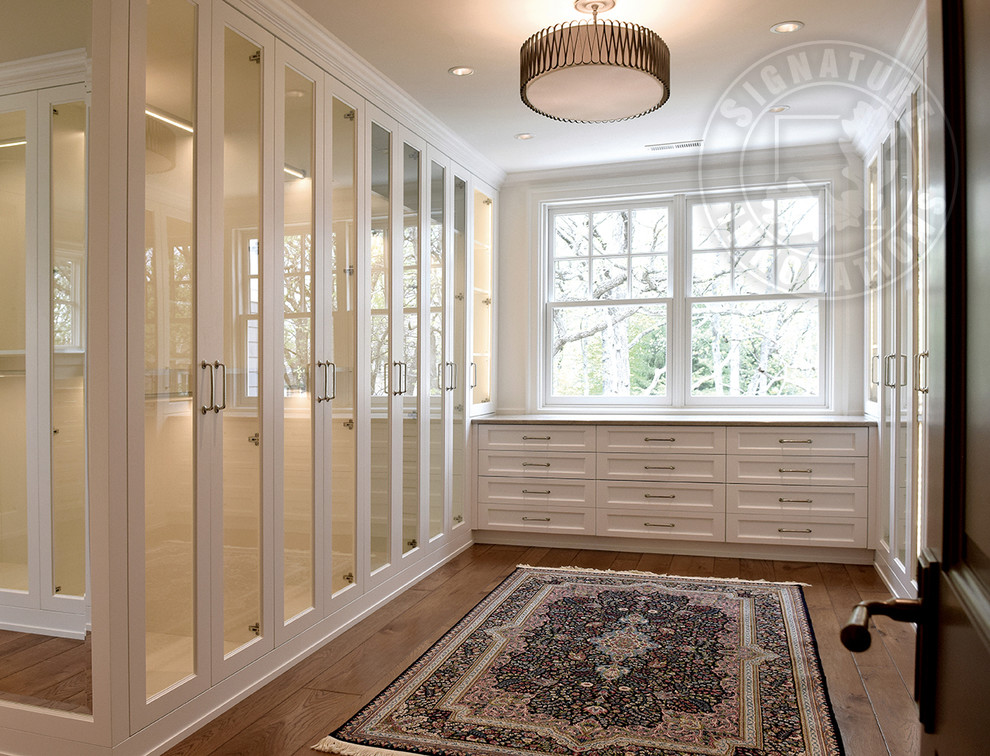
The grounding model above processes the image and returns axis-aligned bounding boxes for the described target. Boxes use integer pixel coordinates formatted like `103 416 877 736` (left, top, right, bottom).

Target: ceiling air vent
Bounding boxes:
646 139 703 152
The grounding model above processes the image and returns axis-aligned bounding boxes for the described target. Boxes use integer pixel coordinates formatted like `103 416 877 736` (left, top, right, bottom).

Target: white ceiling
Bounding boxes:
291 0 922 176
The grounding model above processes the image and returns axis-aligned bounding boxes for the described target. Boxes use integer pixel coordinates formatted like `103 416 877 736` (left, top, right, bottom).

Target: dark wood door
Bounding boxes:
920 0 990 753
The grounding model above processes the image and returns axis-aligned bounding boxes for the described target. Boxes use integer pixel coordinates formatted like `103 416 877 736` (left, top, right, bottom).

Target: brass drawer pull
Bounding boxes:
644 522 675 528
779 498 813 503
522 435 551 440
778 438 813 444
523 462 551 467
778 528 813 533
645 465 675 470
522 489 551 495
522 517 551 522
644 493 675 499
645 436 675 442
779 468 812 473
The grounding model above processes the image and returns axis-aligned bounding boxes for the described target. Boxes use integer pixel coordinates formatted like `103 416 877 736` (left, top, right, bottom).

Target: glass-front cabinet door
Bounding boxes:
451 171 469 530
427 154 448 543
471 183 495 415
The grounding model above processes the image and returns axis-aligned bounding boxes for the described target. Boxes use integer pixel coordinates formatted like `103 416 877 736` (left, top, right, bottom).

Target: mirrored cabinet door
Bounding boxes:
212 8 275 676
327 89 359 601
275 44 321 640
137 0 209 723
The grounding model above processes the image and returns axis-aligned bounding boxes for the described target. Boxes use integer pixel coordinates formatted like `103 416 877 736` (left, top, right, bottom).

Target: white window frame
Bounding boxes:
538 183 831 411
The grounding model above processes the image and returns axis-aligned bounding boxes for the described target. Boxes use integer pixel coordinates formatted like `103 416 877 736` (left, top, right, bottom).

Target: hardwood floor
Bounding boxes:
0 629 91 713
164 544 919 756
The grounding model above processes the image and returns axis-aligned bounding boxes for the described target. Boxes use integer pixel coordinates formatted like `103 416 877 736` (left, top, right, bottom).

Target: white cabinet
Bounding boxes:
476 421 873 553
469 181 495 415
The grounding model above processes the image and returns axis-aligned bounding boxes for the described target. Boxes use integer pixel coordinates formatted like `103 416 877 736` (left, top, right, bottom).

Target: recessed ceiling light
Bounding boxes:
448 66 474 76
770 20 804 34
514 133 535 140
768 105 790 113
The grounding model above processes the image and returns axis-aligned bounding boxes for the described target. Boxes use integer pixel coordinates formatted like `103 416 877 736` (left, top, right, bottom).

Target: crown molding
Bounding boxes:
231 0 506 188
0 49 90 97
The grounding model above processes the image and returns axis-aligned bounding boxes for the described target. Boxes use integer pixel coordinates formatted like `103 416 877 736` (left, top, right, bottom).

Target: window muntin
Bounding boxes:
543 186 828 408
548 203 671 400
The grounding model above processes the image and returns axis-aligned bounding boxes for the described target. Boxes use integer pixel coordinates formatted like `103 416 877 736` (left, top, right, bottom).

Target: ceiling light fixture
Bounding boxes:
768 105 790 113
520 0 670 123
514 132 535 140
448 66 474 76
770 21 804 34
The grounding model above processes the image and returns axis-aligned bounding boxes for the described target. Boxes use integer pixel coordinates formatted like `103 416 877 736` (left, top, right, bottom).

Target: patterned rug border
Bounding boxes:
314 564 841 756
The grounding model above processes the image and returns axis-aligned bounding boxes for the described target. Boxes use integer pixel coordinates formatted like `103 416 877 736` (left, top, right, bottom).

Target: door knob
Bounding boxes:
841 598 923 651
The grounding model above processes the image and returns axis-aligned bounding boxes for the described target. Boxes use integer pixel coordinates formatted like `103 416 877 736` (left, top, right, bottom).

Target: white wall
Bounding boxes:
496 143 866 416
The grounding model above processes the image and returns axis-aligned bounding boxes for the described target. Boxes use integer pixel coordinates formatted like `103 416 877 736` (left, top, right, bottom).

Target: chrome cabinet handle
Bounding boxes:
779 498 814 503
779 468 812 473
450 361 457 391
778 439 812 444
522 462 551 467
778 528 813 533
644 493 675 499
317 361 336 402
871 353 880 385
213 361 227 412
522 517 550 522
522 436 551 440
328 361 337 400
392 361 402 395
645 436 675 442
522 489 551 494
201 361 215 414
470 361 478 389
883 354 896 388
644 522 675 528
645 465 675 470
915 351 929 394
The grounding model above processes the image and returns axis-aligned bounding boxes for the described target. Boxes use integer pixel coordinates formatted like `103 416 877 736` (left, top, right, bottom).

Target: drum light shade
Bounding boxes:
520 18 670 123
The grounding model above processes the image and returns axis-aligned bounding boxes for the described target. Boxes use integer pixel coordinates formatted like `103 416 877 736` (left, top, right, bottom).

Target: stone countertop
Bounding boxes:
471 414 876 426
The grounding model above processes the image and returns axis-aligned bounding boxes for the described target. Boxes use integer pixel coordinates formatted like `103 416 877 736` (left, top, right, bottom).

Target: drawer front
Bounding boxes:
727 426 869 456
596 509 725 541
599 453 725 483
597 426 726 454
726 514 868 548
478 425 596 452
597 481 725 513
479 450 596 479
726 485 867 517
479 504 595 534
726 455 868 487
479 476 595 507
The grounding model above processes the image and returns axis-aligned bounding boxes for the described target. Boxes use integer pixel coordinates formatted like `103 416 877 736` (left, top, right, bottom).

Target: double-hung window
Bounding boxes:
544 185 827 409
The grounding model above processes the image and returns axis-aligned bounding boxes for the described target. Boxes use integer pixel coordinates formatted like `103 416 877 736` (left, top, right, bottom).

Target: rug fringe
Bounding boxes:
313 736 416 756
516 564 810 586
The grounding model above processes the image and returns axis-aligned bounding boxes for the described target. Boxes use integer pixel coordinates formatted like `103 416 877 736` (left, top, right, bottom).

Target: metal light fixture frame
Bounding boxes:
520 2 670 123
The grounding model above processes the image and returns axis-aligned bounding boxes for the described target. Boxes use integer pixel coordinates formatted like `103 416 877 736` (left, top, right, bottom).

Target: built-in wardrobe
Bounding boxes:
0 0 499 753
863 41 930 598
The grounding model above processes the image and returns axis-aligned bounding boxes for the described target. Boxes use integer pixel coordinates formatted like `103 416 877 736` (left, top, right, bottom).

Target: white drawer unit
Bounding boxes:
597 481 725 513
727 513 868 548
475 420 874 554
479 476 595 508
727 485 867 517
597 509 725 541
726 455 868 487
478 450 596 479
477 424 595 452
599 453 725 483
597 426 726 454
479 504 596 534
727 426 869 457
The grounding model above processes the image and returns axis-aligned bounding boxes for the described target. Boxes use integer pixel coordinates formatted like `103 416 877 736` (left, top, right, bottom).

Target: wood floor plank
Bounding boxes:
531 548 581 568
569 549 621 570
667 554 714 577
635 552 674 574
737 558 776 582
610 551 644 572
712 557 741 579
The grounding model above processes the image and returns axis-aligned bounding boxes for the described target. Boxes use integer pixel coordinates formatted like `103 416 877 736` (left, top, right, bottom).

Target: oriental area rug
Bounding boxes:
314 565 843 756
